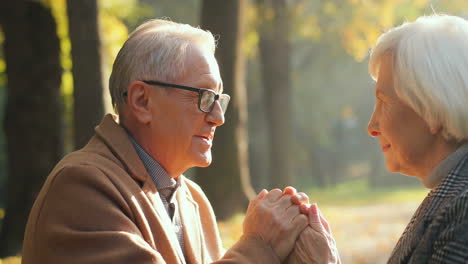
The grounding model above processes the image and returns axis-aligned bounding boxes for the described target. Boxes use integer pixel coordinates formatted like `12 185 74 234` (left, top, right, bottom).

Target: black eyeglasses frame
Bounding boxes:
122 80 230 113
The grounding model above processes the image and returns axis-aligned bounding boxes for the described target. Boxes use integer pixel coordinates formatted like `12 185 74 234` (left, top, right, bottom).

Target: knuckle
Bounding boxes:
298 214 308 224
295 214 308 227
279 194 293 204
260 204 274 218
270 188 282 196
298 192 309 201
258 202 268 213
287 204 301 216
270 209 280 221
278 221 290 233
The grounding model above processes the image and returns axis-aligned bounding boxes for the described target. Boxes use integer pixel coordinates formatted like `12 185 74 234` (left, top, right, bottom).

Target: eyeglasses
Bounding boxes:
123 80 230 114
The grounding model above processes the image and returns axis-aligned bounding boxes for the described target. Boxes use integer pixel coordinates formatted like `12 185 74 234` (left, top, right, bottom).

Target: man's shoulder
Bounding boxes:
39 139 136 204
44 150 125 195
54 134 125 174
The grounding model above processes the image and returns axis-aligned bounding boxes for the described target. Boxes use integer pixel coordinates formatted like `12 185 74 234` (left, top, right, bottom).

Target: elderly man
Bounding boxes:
21 20 309 264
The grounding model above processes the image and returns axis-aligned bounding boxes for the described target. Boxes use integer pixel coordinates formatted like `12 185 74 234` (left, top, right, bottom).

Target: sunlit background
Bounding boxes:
0 0 467 263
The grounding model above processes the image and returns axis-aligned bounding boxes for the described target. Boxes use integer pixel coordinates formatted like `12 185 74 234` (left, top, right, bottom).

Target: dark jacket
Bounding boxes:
389 153 468 263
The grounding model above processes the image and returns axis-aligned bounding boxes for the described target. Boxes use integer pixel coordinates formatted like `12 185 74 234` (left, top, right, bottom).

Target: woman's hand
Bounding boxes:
285 203 341 264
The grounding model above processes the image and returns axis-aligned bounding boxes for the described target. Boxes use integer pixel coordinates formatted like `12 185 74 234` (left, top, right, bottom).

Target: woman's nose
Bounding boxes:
367 114 380 137
369 130 380 137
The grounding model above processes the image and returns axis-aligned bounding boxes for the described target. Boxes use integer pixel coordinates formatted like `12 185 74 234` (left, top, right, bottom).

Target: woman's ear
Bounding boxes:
126 81 152 124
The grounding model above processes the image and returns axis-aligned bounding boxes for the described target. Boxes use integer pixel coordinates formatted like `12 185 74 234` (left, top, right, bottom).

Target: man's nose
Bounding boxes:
206 101 225 127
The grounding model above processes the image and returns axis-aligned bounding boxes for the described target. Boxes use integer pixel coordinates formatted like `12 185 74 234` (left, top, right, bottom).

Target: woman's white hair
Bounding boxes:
109 19 216 112
369 14 468 143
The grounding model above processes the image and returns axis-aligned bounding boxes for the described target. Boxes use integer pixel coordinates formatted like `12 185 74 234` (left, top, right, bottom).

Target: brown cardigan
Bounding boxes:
22 114 279 264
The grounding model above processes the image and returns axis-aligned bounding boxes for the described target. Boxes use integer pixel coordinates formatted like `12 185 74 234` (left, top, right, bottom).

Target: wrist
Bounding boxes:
240 233 282 263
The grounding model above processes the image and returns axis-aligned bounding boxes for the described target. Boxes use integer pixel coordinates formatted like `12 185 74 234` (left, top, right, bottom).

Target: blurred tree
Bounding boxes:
245 58 270 190
0 1 63 257
0 32 6 208
67 0 104 149
257 0 294 189
197 0 255 220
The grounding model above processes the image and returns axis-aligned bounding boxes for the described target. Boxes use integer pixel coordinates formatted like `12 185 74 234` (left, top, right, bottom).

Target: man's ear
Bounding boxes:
430 125 442 135
126 81 152 124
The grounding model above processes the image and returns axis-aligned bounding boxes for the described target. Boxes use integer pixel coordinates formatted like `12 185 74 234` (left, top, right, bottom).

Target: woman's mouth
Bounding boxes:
382 144 391 152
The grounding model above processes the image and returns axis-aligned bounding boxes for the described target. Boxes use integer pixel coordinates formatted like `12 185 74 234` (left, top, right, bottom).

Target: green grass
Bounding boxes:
306 179 428 207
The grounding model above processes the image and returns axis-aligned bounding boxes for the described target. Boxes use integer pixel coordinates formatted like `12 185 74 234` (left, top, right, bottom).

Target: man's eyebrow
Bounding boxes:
197 79 222 93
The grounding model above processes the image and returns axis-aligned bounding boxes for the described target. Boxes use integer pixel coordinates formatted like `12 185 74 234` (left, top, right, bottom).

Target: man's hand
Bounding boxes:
286 204 341 264
243 189 309 261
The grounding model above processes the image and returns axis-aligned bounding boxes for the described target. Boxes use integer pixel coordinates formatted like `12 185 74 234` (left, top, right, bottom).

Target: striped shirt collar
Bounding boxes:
423 142 468 189
127 133 179 191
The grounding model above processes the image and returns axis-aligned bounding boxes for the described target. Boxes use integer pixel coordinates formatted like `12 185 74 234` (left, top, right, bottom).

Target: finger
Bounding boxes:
284 204 301 223
291 192 309 205
276 193 294 209
308 203 327 234
257 189 268 199
283 186 297 196
250 189 268 207
318 206 332 234
247 189 268 212
265 188 283 202
299 203 311 215
290 213 309 236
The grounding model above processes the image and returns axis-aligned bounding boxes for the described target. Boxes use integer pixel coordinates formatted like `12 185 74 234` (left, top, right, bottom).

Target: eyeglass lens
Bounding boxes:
200 90 230 113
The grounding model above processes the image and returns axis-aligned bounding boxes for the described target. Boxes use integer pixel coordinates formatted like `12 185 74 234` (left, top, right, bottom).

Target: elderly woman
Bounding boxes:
288 14 468 263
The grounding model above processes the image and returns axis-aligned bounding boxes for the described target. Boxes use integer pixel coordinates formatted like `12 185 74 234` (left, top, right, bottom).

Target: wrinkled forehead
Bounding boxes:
375 53 398 98
183 45 223 92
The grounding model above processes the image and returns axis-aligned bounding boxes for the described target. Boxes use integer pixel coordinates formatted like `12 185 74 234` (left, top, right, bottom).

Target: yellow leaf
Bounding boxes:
99 13 128 67
323 1 337 16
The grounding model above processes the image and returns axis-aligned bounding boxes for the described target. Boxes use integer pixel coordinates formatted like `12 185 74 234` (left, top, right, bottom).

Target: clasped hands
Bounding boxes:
243 187 340 264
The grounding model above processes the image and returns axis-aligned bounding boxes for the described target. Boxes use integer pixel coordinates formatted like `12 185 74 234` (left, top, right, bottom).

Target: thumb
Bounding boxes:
308 203 326 234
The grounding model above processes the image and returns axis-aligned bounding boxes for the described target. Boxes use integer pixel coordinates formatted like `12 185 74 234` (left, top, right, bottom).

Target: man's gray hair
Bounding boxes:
369 14 468 142
109 19 216 112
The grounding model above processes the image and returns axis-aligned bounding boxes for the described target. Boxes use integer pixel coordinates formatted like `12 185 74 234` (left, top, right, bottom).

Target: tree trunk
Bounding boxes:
0 2 63 257
67 0 104 149
258 0 294 189
197 0 254 220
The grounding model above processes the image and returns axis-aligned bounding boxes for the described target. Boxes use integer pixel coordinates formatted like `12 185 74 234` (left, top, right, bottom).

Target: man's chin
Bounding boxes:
197 162 211 168
193 153 212 168
194 159 212 168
